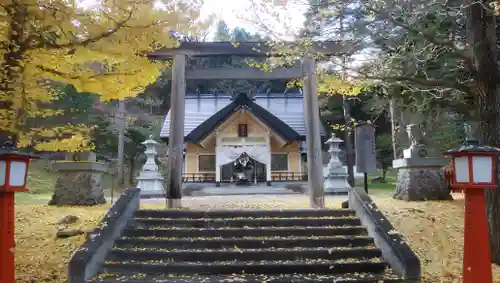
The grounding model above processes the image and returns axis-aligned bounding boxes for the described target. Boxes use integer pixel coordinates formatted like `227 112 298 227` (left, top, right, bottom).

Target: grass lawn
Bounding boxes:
354 169 397 192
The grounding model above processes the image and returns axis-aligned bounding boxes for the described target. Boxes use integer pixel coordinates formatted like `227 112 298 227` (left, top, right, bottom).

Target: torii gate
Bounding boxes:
149 41 351 208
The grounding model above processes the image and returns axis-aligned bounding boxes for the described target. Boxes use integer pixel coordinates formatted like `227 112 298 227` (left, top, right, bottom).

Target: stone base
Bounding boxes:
341 200 349 208
140 191 166 199
324 175 351 195
137 178 164 199
167 198 181 208
393 167 452 201
49 171 106 206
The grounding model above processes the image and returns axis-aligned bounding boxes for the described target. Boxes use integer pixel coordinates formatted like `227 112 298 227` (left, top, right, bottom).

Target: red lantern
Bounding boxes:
0 149 37 283
442 139 500 283
444 140 499 190
0 151 33 192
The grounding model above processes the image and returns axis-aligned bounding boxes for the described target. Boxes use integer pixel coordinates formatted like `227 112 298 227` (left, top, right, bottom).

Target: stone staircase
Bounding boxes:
87 209 404 283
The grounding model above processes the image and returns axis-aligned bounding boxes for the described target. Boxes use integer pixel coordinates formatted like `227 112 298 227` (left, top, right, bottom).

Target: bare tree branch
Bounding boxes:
33 9 134 50
366 6 471 61
36 65 141 80
360 73 472 94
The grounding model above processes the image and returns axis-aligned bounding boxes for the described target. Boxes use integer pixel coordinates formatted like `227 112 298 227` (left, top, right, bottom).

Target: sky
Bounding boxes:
78 0 368 70
79 0 307 40
199 0 306 40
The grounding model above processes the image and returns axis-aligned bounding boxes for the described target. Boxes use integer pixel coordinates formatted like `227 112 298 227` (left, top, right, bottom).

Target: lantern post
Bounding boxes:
0 147 37 283
443 139 500 283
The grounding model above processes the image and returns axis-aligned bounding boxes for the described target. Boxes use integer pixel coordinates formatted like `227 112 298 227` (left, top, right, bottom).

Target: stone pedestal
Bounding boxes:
49 161 107 206
392 158 451 201
392 124 451 201
137 137 165 198
324 134 351 195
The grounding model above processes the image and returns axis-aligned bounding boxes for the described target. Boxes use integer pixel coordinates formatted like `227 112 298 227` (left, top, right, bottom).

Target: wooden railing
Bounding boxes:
182 172 308 183
271 172 308 181
182 173 216 183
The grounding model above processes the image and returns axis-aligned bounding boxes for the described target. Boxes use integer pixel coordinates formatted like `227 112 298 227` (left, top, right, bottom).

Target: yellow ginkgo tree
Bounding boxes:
317 72 364 131
1 0 209 151
318 73 363 97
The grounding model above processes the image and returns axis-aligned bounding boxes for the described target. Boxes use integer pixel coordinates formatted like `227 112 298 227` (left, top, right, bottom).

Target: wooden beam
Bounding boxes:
183 67 303 80
165 54 186 208
302 57 325 209
148 41 356 58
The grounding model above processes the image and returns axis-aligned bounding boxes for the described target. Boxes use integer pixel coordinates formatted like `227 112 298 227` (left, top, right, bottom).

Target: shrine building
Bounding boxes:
160 92 327 186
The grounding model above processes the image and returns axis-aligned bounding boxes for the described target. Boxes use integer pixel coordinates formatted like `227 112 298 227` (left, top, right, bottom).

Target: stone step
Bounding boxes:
107 247 382 262
101 260 388 276
131 217 361 228
88 273 403 283
114 235 375 250
134 209 355 219
122 226 368 238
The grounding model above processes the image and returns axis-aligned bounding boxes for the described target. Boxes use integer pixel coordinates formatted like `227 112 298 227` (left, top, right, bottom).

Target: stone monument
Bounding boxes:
136 136 165 198
324 134 351 195
392 124 451 201
49 151 107 205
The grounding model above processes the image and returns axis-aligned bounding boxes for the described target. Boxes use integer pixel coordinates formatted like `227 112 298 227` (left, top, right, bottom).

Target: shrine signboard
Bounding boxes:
354 123 377 173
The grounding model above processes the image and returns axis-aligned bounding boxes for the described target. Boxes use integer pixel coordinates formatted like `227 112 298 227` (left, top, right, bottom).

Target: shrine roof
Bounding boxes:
160 93 327 143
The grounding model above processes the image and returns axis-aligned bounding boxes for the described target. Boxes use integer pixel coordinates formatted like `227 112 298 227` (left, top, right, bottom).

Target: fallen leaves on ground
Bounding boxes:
15 204 110 283
372 193 500 283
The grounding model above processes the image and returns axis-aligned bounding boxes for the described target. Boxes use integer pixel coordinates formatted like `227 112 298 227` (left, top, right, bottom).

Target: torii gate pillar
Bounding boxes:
166 54 186 208
302 57 325 208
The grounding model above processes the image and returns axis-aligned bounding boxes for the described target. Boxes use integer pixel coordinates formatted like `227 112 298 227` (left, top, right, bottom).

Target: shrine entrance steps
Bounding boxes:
87 209 404 283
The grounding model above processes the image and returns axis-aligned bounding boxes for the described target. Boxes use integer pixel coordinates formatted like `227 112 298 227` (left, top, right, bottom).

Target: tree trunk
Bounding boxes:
389 95 398 159
117 100 125 186
338 6 355 187
479 85 500 262
342 94 355 186
0 4 27 145
129 160 135 186
478 85 500 262
465 0 500 263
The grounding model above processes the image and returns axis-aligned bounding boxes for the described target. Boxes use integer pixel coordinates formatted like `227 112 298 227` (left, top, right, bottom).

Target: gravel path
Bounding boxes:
140 194 348 210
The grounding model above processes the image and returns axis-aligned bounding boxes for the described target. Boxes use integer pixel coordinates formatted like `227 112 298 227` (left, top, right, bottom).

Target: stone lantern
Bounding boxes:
324 134 351 195
136 136 165 198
